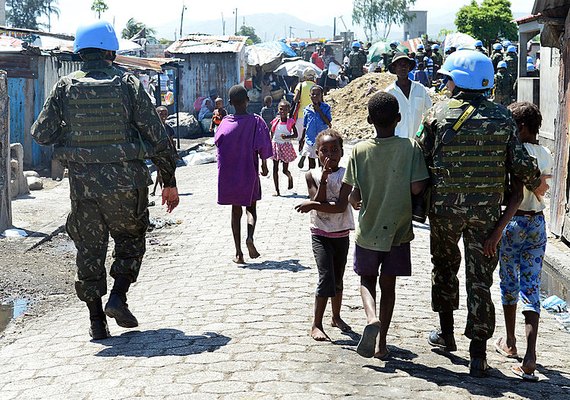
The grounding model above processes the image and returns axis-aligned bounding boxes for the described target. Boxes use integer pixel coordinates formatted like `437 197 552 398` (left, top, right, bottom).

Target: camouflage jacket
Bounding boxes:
416 92 541 207
31 60 177 200
504 54 518 78
494 71 515 97
491 51 503 71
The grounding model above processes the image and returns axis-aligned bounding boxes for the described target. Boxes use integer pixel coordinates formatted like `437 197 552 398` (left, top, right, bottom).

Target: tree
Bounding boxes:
438 28 455 41
352 0 417 42
121 18 156 40
91 0 108 20
455 0 518 46
45 1 60 32
6 0 57 30
236 25 261 45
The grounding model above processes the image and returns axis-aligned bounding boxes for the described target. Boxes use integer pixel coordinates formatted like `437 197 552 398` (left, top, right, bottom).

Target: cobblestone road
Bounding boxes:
1 159 569 399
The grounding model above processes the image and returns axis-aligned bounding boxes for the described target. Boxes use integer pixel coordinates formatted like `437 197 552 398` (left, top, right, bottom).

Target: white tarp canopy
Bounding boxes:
273 60 322 78
442 33 477 51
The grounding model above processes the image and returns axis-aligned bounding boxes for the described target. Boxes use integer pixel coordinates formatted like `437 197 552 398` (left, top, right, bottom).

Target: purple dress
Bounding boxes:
215 113 273 206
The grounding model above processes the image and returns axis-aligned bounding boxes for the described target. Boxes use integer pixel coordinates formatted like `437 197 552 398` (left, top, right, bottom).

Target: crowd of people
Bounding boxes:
31 19 552 385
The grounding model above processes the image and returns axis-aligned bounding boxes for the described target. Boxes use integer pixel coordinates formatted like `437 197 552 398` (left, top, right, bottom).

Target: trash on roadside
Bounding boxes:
149 216 178 230
148 238 160 245
2 228 28 238
183 151 216 166
554 314 570 332
204 138 215 146
542 295 567 313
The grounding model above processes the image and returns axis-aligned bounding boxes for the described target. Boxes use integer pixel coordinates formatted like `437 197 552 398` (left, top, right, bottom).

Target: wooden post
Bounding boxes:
0 70 12 232
551 13 570 238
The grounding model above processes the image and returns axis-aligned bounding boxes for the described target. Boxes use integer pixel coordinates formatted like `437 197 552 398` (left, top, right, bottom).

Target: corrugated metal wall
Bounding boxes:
7 55 81 168
179 52 242 113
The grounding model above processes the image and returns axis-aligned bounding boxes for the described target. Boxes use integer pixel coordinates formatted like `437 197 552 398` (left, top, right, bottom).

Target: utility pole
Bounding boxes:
333 17 336 39
289 26 294 38
221 12 225 35
233 8 238 35
306 29 314 38
179 1 187 38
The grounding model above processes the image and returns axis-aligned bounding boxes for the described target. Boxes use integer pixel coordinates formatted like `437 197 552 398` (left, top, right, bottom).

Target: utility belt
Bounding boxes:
53 141 149 164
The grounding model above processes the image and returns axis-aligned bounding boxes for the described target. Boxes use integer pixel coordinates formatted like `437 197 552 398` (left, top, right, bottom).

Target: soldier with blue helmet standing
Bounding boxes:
348 41 367 81
491 43 504 72
31 21 180 340
493 61 516 105
416 50 546 377
474 40 488 56
431 44 443 73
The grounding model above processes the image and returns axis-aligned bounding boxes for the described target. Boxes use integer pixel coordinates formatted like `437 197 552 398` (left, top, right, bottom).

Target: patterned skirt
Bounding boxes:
272 141 297 163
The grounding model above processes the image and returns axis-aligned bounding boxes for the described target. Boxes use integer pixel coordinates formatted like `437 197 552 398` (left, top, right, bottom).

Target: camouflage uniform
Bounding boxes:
348 49 367 80
431 50 443 73
31 60 177 302
504 53 518 78
416 92 541 341
490 50 503 72
383 48 398 72
493 70 515 106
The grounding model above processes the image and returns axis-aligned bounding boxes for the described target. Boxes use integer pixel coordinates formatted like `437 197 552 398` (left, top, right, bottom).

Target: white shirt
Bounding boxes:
385 80 432 139
309 168 355 233
272 120 292 144
519 143 553 212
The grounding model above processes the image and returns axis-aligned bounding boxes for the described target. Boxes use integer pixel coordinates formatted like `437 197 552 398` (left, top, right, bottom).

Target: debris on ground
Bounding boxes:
148 217 181 231
325 72 448 140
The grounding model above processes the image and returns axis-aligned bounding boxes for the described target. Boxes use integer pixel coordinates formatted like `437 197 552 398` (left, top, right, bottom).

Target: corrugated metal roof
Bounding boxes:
166 34 247 54
515 14 541 25
114 55 181 72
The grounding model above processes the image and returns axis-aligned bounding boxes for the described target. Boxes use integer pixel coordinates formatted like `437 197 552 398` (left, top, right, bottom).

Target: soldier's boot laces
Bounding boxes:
89 319 111 340
469 357 490 378
105 293 139 328
428 330 457 352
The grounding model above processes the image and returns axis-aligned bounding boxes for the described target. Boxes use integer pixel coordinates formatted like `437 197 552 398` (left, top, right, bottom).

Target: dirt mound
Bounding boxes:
325 73 447 140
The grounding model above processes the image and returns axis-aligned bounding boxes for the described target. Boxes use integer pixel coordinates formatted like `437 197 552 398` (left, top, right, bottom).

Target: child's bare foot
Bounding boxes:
494 337 518 358
233 253 245 264
374 348 391 360
331 317 352 332
311 325 330 341
246 238 260 259
272 191 280 197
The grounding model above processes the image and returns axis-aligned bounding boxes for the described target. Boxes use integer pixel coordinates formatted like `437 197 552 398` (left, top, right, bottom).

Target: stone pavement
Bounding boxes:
1 158 570 399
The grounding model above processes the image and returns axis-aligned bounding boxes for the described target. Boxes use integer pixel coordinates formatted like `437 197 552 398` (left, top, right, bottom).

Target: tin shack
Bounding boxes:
166 35 248 113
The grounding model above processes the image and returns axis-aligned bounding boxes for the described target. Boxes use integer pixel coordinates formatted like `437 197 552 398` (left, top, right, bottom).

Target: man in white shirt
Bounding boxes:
385 53 432 139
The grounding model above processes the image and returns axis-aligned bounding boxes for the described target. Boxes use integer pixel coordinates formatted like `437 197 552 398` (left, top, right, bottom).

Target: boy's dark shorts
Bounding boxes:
353 242 411 277
312 235 349 298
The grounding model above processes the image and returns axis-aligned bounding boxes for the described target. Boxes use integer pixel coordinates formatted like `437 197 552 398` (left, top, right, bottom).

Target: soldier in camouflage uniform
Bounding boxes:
382 41 399 72
493 61 515 106
416 50 546 377
490 43 504 72
31 21 180 340
504 45 518 79
431 44 443 74
348 41 367 81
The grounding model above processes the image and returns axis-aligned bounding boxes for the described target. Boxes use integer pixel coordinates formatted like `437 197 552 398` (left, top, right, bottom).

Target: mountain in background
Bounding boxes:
155 13 335 42
154 11 529 43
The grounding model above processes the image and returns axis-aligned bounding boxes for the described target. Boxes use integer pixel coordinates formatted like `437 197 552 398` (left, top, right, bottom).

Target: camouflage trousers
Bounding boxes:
66 188 149 302
429 205 501 341
493 94 513 106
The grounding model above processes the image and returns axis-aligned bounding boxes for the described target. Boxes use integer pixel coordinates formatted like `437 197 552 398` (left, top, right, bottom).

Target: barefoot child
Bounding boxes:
343 92 428 359
270 100 298 196
215 85 273 264
484 102 553 381
298 85 332 170
295 129 354 341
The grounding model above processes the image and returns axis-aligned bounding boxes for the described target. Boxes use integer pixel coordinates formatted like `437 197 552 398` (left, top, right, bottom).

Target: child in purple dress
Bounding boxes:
215 85 273 264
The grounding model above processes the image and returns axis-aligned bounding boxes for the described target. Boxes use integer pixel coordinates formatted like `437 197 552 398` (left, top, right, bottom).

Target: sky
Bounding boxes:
41 0 537 40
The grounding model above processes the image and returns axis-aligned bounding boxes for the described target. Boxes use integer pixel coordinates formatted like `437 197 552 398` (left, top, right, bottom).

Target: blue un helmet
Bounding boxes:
352 41 361 49
507 45 517 54
74 20 119 53
497 60 507 69
299 41 306 48
526 55 533 63
433 44 440 50
527 63 535 72
474 40 483 47
493 43 502 51
438 50 494 90
502 40 512 48
417 44 425 50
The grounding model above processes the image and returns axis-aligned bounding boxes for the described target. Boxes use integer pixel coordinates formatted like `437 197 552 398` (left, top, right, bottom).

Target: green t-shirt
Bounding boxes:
343 136 429 251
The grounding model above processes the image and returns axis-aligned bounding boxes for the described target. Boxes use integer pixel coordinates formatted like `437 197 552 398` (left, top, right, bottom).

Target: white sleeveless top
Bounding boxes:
309 167 355 233
520 143 553 212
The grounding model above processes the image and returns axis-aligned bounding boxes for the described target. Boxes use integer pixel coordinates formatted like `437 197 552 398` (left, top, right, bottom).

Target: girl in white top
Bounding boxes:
485 102 553 381
295 129 354 341
269 100 298 196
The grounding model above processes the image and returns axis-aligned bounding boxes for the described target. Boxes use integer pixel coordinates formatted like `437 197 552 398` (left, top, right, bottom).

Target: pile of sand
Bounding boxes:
325 73 447 140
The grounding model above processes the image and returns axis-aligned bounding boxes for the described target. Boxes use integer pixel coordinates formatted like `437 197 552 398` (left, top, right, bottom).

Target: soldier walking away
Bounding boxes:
416 50 547 377
431 44 443 74
31 21 180 340
491 43 504 72
493 61 515 106
474 40 488 56
348 41 367 81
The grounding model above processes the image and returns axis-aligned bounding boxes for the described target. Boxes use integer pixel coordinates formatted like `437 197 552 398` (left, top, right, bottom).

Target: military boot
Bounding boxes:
104 275 138 328
87 298 111 340
469 339 490 378
428 311 457 351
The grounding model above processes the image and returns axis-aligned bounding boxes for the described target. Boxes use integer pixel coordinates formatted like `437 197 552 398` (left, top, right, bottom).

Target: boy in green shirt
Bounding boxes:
342 92 429 359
